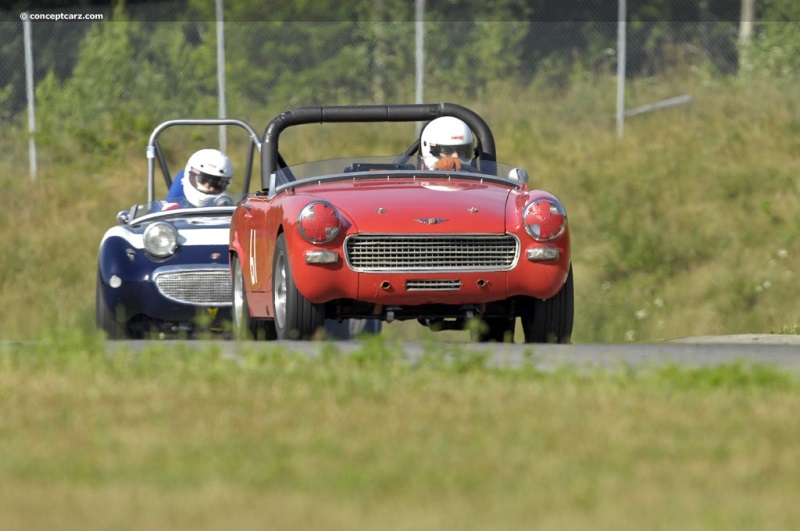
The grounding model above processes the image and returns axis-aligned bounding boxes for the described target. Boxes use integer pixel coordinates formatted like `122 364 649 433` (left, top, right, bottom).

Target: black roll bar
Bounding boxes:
146 118 261 203
260 103 497 193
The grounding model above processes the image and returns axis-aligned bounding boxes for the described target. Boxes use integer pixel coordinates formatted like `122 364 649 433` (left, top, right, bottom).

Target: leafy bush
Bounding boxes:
35 9 218 164
744 0 800 79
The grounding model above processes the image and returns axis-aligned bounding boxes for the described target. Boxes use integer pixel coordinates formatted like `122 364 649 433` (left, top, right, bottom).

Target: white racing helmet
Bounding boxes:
182 149 234 207
420 116 475 170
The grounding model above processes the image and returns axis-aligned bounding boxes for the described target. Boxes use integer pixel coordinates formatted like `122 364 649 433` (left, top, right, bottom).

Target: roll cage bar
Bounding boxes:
146 118 261 203
260 103 497 197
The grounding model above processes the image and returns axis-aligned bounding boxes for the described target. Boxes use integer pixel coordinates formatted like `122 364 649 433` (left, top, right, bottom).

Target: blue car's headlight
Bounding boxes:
143 222 179 258
523 198 567 242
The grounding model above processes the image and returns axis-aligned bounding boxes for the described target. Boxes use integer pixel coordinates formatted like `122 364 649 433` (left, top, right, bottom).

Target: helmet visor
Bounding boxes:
431 144 473 160
189 168 231 194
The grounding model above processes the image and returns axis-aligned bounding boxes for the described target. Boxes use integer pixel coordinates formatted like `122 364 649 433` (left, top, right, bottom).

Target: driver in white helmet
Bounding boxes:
165 148 234 207
419 116 475 171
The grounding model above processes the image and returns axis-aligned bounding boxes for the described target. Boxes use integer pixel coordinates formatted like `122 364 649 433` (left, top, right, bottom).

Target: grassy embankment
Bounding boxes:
0 74 798 342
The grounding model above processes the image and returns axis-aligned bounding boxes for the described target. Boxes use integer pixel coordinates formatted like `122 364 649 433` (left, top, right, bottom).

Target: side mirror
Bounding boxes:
214 195 234 206
116 210 130 225
508 168 529 186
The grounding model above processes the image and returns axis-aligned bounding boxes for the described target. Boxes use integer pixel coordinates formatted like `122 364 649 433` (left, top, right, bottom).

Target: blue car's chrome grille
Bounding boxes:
155 270 231 306
345 234 519 272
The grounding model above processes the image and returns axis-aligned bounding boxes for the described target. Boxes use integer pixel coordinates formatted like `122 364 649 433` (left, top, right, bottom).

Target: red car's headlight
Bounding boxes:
298 201 341 244
523 198 567 242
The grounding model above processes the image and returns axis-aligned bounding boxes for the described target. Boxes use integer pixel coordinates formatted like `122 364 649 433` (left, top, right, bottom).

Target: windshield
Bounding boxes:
128 193 248 221
274 156 524 188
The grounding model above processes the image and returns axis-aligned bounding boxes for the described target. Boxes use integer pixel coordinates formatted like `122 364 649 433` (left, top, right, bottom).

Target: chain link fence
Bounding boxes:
0 1 777 176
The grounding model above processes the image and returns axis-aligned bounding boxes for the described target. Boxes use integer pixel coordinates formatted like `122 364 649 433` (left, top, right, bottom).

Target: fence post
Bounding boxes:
23 14 37 180
738 0 754 74
615 0 627 139
216 0 227 152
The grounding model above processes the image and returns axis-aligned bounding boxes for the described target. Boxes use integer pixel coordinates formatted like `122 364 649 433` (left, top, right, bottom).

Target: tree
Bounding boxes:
34 5 213 161
745 0 800 79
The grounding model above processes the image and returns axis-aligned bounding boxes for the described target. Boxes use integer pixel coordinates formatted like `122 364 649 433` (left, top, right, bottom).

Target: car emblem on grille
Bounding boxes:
414 217 448 225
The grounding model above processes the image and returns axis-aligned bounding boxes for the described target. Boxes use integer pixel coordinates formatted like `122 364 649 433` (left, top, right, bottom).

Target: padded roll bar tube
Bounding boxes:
146 118 261 203
261 103 496 193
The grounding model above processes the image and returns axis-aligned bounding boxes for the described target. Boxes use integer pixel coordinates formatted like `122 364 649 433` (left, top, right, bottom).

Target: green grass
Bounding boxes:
1 333 799 530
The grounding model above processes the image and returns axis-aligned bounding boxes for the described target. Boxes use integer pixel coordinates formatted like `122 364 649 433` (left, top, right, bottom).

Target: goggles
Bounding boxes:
189 168 231 194
431 144 473 160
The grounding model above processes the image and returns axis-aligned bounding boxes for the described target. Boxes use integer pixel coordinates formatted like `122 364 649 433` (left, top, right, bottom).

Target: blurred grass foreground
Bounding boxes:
1 334 800 530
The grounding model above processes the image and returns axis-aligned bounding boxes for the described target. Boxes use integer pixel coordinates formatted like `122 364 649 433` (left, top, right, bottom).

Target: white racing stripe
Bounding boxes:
100 225 230 249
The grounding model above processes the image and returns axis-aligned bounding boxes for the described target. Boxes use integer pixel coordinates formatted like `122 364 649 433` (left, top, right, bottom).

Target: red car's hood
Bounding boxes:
298 178 513 234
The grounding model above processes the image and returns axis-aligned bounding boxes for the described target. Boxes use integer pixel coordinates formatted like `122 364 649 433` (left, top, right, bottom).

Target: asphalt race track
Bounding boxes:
111 335 800 373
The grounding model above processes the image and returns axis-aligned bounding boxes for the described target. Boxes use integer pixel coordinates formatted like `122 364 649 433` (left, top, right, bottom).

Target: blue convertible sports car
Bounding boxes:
96 119 260 339
96 118 380 339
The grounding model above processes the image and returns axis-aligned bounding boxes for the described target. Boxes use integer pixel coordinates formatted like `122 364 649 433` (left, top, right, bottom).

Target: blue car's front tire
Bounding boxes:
96 269 125 339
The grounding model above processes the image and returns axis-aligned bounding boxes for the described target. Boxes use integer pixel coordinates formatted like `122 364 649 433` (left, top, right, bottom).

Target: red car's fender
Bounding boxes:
230 196 276 318
505 189 571 298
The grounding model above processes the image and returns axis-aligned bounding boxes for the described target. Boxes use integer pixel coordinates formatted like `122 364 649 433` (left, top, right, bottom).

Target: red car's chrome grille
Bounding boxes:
406 279 462 291
345 235 519 272
155 271 231 306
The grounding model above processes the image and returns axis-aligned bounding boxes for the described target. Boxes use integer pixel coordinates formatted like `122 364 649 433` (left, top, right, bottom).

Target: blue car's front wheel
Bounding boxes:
96 269 125 340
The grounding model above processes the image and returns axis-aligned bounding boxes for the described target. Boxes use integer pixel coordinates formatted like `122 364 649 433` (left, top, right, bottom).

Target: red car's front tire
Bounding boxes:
272 234 325 340
519 264 574 344
232 254 276 340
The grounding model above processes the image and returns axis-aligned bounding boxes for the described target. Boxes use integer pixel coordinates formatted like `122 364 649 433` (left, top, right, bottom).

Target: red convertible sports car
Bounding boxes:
229 103 573 342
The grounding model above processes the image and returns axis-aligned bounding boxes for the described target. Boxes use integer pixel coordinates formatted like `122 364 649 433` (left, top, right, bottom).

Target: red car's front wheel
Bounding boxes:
272 234 325 340
232 254 276 340
519 264 574 344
